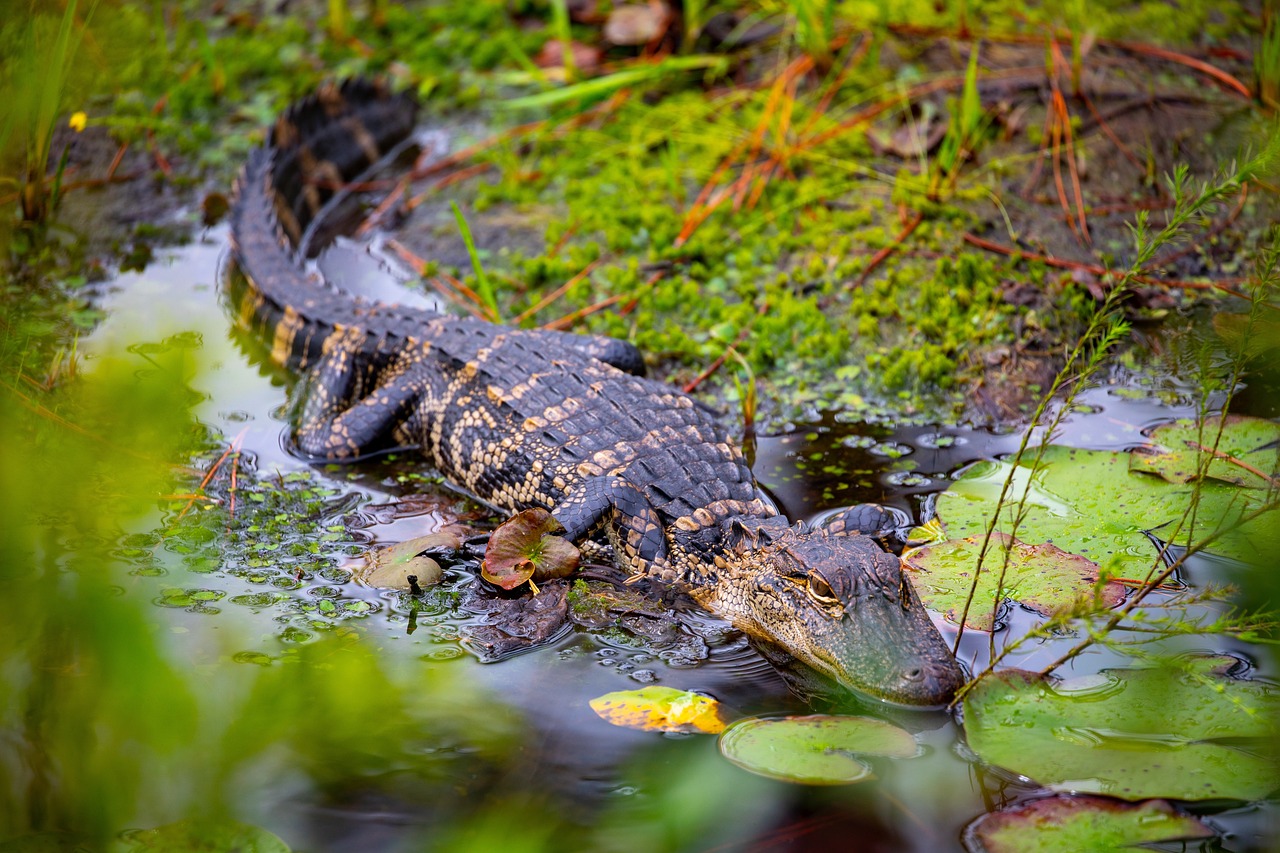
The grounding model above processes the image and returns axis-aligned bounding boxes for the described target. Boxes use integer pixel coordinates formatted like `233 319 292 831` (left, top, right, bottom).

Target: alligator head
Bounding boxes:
691 518 966 707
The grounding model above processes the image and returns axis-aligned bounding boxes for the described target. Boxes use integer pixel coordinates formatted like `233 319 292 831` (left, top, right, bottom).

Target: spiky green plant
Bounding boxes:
1 0 96 223
951 152 1280 700
1257 0 1280 111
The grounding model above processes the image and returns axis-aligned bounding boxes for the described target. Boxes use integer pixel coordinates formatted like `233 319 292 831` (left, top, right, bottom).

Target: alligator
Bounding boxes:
227 79 966 706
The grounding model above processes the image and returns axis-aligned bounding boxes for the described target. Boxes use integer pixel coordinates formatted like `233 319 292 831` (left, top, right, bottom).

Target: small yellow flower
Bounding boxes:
68 111 87 132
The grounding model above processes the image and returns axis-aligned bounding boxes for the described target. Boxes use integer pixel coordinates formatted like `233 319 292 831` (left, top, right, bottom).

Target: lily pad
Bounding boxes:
963 796 1213 853
360 530 462 589
482 508 580 590
935 445 1278 573
962 662 1280 801
902 533 1124 631
109 820 290 852
1129 414 1279 488
717 715 918 785
590 686 726 734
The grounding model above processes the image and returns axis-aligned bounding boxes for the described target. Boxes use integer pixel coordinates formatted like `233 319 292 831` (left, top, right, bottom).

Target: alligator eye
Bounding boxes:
806 571 839 606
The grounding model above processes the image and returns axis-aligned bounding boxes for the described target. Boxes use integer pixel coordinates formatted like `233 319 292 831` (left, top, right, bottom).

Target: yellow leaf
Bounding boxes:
68 111 87 132
589 686 727 734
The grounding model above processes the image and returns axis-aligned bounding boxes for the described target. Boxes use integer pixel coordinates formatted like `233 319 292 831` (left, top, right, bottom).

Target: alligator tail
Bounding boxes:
228 78 430 371
229 78 649 377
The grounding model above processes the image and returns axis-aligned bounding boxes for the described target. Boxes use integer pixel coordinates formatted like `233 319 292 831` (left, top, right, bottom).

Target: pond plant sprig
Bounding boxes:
1034 230 1280 677
950 153 1277 702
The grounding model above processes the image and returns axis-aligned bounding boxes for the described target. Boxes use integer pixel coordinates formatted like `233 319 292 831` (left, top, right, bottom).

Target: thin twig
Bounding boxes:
961 233 1249 298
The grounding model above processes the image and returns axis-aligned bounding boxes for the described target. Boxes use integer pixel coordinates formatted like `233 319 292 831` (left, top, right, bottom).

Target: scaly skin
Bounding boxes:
227 79 966 706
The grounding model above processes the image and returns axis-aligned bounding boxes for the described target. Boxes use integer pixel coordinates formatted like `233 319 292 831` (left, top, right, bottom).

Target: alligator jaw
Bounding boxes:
694 524 966 707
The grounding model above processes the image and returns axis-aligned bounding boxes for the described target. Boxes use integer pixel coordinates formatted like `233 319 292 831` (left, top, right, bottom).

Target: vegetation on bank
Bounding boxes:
2 0 1276 419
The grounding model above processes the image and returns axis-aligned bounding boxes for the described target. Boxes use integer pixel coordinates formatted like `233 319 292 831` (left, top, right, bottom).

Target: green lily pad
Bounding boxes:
718 715 918 785
590 686 727 734
482 508 580 590
936 445 1278 573
360 530 462 589
962 661 1280 801
902 533 1124 631
963 795 1214 853
109 820 290 852
1129 415 1279 488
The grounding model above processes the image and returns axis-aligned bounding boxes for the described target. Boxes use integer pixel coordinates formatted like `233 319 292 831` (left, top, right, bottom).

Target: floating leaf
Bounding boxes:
718 715 918 785
482 508 580 590
1129 414 1279 488
962 662 1280 801
936 445 1278 572
109 819 290 852
903 533 1124 630
361 530 462 589
590 686 726 734
963 796 1214 853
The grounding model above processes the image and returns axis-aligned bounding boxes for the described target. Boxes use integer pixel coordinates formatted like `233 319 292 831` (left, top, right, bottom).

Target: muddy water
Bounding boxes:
80 233 1276 852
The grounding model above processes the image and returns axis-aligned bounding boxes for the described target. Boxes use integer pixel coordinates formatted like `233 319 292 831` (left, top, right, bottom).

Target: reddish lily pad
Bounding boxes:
482 508 580 590
718 715 918 785
1129 414 1279 488
962 661 1280 801
963 796 1213 853
590 686 727 734
902 533 1124 631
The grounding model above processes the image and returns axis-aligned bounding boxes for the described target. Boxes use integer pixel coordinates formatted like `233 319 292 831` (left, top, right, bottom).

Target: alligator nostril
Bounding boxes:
904 666 924 682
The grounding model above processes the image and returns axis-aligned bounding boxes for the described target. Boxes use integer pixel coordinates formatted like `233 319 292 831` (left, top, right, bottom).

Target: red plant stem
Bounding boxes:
960 233 1249 298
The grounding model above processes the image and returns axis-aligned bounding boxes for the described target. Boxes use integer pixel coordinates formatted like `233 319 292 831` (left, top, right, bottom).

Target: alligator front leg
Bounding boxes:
551 476 674 581
295 332 427 459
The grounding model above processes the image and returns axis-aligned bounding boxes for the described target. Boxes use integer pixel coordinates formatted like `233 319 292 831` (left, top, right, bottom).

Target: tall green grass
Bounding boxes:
1 0 96 223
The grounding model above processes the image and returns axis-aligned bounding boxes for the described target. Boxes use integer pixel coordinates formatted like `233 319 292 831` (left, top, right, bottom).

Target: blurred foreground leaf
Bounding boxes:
110 820 289 852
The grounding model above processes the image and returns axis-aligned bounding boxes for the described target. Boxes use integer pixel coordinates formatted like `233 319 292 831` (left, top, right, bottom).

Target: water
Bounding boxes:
58 232 1277 851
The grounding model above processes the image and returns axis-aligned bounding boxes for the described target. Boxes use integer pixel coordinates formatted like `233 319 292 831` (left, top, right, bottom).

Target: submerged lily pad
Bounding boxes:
963 796 1213 853
718 715 918 785
902 533 1124 630
110 820 290 852
482 508 580 590
1129 415 1279 488
361 530 462 589
962 662 1280 801
936 445 1278 573
590 686 727 734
